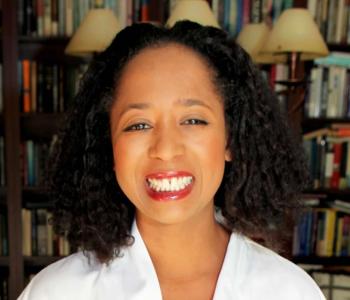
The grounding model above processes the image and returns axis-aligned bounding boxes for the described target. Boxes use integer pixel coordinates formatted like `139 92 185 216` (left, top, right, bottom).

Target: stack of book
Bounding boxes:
303 126 350 189
20 139 54 187
307 0 350 45
311 271 350 300
19 59 86 114
305 52 350 119
22 207 70 257
293 202 350 257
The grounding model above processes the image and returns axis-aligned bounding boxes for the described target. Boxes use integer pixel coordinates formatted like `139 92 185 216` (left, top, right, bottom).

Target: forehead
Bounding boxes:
110 43 225 126
115 43 217 93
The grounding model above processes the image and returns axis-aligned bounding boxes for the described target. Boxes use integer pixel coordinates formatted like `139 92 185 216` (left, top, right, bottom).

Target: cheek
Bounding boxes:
112 136 144 187
190 129 227 171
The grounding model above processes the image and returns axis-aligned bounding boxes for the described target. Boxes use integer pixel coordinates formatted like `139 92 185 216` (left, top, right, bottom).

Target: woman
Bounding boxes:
19 21 325 299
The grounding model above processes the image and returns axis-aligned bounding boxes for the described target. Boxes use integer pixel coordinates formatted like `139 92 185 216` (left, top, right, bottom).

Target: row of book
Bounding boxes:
293 202 350 257
22 208 70 256
19 59 86 113
18 0 294 38
307 0 350 45
311 271 350 300
303 126 350 190
20 139 55 187
211 0 293 37
18 0 164 37
305 52 350 119
0 137 5 187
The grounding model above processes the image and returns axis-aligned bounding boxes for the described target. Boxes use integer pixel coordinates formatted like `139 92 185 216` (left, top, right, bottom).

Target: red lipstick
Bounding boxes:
145 171 194 202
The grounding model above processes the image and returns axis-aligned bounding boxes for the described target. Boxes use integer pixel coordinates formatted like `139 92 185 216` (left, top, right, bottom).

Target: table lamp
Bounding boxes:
261 8 329 85
65 8 120 57
166 0 220 28
236 23 287 64
261 8 329 117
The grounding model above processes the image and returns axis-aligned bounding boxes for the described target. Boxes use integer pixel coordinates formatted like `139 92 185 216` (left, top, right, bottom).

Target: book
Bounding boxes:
22 209 32 256
22 59 31 113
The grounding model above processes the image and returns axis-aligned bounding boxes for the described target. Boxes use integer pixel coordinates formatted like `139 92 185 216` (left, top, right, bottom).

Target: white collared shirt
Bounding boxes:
18 220 325 300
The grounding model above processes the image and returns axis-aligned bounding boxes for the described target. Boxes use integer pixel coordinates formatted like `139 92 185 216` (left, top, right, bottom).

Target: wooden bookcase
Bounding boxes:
2 0 350 298
3 1 23 299
1 1 169 299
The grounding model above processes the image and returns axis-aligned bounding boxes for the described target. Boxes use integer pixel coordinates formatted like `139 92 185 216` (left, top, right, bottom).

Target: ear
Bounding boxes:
225 149 232 162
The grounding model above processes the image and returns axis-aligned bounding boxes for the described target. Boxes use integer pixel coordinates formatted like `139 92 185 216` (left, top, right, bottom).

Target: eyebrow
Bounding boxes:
177 98 213 111
120 98 213 116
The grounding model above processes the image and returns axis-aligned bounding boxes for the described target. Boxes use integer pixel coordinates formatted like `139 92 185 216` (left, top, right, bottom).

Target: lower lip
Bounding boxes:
145 182 194 202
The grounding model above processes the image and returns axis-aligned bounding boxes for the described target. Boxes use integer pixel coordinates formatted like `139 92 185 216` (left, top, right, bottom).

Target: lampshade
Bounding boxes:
236 23 287 64
261 8 329 60
65 9 120 56
166 0 220 28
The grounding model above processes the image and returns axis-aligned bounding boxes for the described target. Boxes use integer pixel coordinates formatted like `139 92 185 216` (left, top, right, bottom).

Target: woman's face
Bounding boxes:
110 44 231 227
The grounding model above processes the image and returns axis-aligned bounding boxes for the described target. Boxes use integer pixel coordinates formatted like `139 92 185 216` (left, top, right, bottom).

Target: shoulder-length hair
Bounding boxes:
48 21 309 262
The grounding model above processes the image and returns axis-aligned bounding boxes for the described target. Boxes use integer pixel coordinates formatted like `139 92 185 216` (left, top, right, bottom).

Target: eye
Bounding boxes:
182 119 208 126
124 123 152 132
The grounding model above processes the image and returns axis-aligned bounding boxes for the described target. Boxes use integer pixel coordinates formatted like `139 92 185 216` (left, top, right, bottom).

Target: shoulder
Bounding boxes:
233 234 325 299
17 251 122 300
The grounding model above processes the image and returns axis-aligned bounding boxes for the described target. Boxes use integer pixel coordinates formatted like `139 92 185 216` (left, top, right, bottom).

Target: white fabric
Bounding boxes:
18 221 325 300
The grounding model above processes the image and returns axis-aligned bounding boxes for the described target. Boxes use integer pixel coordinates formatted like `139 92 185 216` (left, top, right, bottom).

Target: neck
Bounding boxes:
136 206 230 282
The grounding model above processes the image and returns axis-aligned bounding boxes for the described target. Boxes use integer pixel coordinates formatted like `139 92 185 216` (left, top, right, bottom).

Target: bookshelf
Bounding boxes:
294 256 350 266
3 0 349 298
292 0 350 277
2 1 171 298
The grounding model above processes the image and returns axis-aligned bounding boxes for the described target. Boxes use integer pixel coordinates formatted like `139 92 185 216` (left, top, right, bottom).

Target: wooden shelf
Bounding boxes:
20 113 65 140
18 36 85 63
0 187 6 206
0 114 3 135
303 189 350 200
328 43 350 52
302 117 350 132
24 256 63 267
293 256 350 266
22 186 52 207
0 257 9 267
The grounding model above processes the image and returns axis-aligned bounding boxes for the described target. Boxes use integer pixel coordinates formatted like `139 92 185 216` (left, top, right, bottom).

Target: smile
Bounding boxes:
145 171 195 201
147 176 193 192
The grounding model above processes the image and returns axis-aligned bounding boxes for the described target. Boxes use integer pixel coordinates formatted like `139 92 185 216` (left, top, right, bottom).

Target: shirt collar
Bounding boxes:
125 219 238 299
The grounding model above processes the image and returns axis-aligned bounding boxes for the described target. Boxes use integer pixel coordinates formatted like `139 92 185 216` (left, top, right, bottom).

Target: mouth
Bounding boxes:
145 171 195 201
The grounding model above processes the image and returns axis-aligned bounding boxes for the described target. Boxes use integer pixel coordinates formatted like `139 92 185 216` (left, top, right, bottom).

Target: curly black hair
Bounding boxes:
48 21 310 262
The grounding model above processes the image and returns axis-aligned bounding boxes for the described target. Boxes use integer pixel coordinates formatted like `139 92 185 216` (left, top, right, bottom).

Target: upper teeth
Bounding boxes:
147 176 193 192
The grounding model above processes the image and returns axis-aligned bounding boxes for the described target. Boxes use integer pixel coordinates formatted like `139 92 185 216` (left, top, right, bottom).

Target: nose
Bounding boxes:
148 124 185 161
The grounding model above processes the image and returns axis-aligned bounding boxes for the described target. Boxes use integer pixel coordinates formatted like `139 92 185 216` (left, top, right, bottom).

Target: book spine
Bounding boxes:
250 0 262 23
335 216 344 256
65 0 73 36
331 142 343 188
316 210 326 256
22 59 31 113
43 0 52 36
30 61 37 113
51 0 58 36
22 209 32 256
324 140 334 188
36 209 48 256
325 209 336 256
37 0 44 36
339 142 348 189
140 0 149 22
